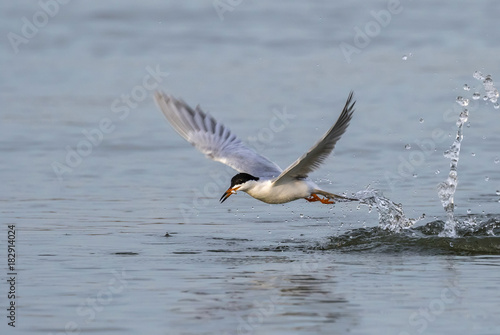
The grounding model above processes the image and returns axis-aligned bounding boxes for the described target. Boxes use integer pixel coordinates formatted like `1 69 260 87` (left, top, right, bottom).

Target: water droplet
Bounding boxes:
484 77 493 85
472 92 481 100
467 209 472 214
494 157 500 164
299 213 304 218
473 71 484 80
463 84 470 91
419 118 424 123
412 173 418 178
486 89 498 97
402 55 408 60
435 169 440 174
483 95 489 101
449 242 454 247
459 109 469 123
456 96 469 106
485 176 490 181
405 144 411 150
494 103 500 109
495 190 500 196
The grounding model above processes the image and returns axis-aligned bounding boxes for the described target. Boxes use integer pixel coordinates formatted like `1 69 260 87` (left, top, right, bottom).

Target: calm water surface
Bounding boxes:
1 1 500 334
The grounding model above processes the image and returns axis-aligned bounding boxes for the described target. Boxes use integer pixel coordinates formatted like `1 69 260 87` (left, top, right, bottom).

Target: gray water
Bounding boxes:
2 1 500 334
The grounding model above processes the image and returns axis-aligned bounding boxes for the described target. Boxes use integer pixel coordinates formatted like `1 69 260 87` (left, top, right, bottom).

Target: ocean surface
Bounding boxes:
1 1 500 334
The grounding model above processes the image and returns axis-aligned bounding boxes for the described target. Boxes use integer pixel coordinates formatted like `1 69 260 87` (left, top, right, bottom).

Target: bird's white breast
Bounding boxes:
245 179 316 204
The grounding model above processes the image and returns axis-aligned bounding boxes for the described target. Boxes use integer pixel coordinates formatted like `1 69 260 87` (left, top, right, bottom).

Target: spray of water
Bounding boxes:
352 71 497 235
473 71 499 107
436 107 468 237
437 71 497 237
354 188 422 233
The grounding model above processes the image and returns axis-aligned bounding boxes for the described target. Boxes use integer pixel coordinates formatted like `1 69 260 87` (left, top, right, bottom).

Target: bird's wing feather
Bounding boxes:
154 92 282 178
273 91 355 186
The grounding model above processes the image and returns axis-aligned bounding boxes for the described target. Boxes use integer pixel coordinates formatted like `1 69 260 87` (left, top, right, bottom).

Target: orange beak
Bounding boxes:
220 186 241 203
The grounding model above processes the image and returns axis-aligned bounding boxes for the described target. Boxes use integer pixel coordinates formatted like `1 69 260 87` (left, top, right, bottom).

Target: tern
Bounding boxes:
154 91 356 205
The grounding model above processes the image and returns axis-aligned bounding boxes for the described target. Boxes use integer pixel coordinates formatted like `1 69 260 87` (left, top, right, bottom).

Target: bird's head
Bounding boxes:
220 173 259 203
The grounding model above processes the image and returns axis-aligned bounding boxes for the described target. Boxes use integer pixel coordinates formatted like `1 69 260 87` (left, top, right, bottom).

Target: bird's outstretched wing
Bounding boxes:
273 91 355 186
154 92 282 178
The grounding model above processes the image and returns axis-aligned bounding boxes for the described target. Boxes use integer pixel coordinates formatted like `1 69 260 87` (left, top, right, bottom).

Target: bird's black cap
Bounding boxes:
229 173 259 188
220 173 259 203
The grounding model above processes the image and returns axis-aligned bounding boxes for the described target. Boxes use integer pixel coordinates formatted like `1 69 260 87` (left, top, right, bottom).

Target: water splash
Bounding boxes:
473 71 499 104
355 188 421 233
352 72 498 237
455 96 469 106
437 71 497 237
437 108 468 237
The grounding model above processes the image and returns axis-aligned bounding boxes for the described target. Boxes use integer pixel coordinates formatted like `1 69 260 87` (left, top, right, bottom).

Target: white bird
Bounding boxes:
154 91 356 205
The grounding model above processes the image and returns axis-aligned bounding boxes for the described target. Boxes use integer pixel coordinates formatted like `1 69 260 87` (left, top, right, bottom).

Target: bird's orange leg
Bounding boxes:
305 193 335 204
305 193 321 202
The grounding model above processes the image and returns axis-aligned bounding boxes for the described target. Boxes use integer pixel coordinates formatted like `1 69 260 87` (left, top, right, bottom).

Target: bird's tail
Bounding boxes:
314 189 357 202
